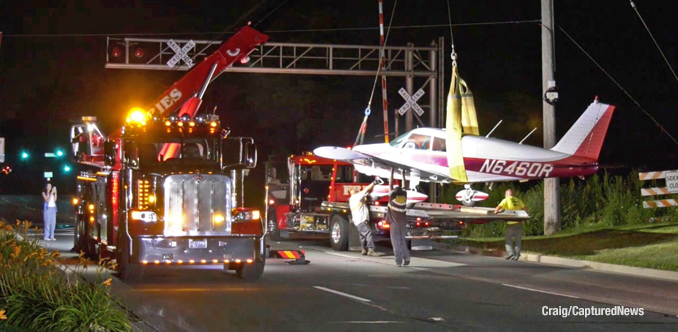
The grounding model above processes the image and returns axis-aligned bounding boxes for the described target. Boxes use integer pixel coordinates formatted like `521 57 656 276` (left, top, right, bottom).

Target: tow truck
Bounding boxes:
265 152 530 251
70 25 270 281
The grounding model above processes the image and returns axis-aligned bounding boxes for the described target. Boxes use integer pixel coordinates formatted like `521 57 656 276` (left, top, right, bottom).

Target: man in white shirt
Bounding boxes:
349 180 381 256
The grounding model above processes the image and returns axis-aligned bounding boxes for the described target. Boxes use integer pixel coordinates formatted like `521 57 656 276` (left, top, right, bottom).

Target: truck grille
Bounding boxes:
164 174 231 235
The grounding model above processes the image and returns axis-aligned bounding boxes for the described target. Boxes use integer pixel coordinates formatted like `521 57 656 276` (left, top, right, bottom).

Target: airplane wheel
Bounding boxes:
461 200 476 207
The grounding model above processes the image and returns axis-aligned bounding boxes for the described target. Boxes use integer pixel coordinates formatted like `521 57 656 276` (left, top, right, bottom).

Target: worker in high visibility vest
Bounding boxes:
494 189 527 261
387 168 409 267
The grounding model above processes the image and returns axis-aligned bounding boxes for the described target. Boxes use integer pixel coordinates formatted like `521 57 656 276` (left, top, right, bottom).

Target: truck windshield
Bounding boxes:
138 138 219 169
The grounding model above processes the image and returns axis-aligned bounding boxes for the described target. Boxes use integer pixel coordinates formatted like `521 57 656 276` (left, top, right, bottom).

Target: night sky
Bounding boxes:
2 1 678 202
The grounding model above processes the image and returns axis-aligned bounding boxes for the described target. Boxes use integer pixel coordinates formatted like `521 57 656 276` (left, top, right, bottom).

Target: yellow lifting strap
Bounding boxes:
460 79 479 135
446 64 479 183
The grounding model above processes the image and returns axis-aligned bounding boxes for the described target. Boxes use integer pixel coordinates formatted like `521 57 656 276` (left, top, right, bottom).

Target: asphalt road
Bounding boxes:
2 195 678 332
0 195 74 227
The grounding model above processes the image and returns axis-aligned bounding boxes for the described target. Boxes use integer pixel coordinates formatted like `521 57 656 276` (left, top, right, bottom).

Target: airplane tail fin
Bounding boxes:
551 98 615 160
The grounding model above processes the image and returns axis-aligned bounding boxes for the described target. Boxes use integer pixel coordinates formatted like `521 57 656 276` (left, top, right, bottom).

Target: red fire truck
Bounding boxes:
70 26 270 281
265 152 528 251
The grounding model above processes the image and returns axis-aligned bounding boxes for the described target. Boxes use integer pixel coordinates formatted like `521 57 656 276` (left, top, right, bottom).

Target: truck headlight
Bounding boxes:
233 210 260 221
131 211 158 223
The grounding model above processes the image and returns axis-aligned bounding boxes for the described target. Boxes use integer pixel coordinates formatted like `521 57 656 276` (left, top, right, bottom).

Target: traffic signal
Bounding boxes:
56 149 64 157
63 165 71 172
20 151 28 159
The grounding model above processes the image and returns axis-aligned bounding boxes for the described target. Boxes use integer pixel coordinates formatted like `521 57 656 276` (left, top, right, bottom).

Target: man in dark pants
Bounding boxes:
349 181 381 256
387 169 410 267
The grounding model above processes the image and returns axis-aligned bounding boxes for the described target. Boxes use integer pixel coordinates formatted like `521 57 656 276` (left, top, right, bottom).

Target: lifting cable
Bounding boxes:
558 26 678 147
629 1 678 85
353 0 399 147
446 0 457 67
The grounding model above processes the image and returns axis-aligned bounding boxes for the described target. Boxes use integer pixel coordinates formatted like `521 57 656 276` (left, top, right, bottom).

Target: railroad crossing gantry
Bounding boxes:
106 37 446 135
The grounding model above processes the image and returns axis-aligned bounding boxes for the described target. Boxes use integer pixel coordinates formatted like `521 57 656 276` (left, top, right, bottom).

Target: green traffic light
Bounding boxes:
21 152 28 159
56 150 64 157
63 165 71 172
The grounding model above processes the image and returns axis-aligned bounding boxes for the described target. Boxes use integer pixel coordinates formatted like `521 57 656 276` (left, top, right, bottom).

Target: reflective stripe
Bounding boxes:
388 203 406 213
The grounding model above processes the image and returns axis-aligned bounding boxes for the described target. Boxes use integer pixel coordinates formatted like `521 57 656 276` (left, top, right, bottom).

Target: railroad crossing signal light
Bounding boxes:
63 165 71 172
133 46 144 59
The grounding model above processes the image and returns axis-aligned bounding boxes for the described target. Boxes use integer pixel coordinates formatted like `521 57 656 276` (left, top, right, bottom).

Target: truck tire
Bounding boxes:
117 235 144 283
330 214 349 251
268 207 283 241
74 212 87 252
235 259 265 280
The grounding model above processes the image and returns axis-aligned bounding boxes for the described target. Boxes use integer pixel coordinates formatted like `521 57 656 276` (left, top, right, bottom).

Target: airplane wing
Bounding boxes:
313 146 454 183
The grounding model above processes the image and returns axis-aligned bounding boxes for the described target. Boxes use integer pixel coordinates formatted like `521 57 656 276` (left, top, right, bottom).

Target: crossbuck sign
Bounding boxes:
166 39 196 68
397 88 425 116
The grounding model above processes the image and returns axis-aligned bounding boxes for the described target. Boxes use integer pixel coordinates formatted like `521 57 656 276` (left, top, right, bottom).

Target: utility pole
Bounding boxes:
542 0 560 235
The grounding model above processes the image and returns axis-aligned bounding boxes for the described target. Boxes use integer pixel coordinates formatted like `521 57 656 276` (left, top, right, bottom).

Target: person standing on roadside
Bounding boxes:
349 180 381 256
494 189 527 261
42 183 57 241
387 168 410 267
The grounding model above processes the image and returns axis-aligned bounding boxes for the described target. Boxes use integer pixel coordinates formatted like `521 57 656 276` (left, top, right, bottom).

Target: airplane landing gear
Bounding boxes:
455 184 489 206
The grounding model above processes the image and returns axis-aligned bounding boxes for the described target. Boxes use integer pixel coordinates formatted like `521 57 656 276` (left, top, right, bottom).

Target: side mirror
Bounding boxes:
123 142 138 167
242 139 257 169
221 137 257 170
104 141 117 166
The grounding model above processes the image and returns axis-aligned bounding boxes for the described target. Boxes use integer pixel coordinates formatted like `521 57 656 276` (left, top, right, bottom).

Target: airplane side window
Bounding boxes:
432 137 446 152
407 134 431 150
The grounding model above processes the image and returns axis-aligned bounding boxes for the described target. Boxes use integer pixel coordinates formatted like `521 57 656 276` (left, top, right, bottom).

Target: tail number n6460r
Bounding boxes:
480 159 553 177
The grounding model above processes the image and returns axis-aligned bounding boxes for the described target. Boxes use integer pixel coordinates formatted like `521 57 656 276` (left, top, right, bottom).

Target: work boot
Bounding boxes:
361 249 368 256
367 249 381 257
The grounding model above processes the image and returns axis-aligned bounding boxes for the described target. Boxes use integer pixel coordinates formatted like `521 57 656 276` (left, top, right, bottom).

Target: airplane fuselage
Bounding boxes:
352 128 598 184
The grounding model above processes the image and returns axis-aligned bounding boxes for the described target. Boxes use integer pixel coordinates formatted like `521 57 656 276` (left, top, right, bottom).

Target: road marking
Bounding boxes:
314 286 371 302
324 252 355 259
331 321 403 324
322 251 465 268
502 284 580 299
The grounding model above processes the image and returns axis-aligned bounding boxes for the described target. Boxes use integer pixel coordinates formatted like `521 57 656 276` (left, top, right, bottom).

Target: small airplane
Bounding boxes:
314 97 615 205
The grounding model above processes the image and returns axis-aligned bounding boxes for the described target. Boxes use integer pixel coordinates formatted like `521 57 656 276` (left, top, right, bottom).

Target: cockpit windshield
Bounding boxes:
389 132 410 147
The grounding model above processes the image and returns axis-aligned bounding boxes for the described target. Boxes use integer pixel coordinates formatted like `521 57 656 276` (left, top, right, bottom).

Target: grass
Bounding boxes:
573 239 678 271
447 223 678 271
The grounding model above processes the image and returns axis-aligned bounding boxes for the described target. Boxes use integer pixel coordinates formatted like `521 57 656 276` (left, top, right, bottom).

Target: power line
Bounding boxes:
558 25 678 148
629 1 678 86
2 20 541 38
